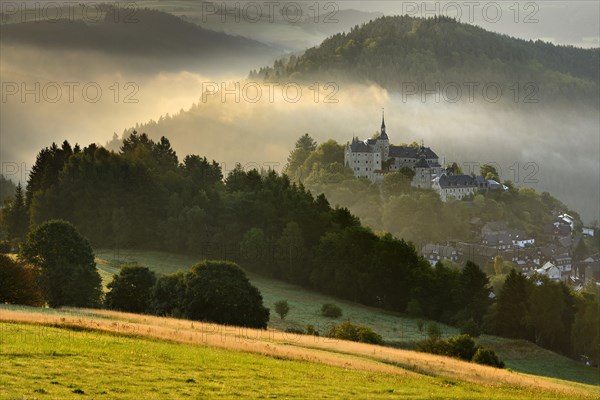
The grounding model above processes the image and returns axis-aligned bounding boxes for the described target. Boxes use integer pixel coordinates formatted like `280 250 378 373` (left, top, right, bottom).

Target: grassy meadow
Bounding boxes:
93 249 600 387
1 306 598 399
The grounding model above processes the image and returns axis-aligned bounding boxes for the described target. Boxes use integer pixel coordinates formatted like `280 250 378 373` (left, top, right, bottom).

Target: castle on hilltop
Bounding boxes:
344 112 486 201
344 111 443 188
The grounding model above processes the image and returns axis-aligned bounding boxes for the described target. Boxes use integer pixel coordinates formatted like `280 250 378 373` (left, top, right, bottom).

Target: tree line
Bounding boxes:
0 133 597 364
252 15 600 104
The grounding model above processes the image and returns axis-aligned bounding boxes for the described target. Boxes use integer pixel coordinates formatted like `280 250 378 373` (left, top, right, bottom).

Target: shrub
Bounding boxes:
151 272 185 317
321 303 342 318
274 300 290 320
327 320 383 345
426 322 442 341
416 337 451 355
0 254 45 306
305 324 319 336
356 326 384 345
105 263 156 313
472 347 505 368
182 260 269 328
417 333 477 361
446 334 477 361
417 319 425 333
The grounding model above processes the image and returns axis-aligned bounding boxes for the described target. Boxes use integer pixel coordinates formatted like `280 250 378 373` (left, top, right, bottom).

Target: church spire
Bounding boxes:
379 108 389 140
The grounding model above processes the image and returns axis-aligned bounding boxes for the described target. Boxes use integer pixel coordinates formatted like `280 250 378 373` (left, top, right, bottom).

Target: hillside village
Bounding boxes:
422 216 599 290
344 114 599 290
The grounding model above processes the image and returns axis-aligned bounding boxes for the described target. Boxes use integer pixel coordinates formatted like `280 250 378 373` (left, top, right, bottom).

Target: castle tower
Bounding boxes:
413 143 432 188
376 109 390 161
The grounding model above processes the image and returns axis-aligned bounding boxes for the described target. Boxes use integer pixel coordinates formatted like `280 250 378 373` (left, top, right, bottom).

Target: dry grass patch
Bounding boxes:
1 306 596 399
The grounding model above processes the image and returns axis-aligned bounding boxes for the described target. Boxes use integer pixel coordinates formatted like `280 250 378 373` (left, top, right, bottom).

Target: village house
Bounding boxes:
421 243 459 266
534 261 562 281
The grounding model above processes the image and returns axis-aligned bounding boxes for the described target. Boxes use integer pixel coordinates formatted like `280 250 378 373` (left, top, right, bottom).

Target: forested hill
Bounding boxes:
253 16 600 102
0 7 277 63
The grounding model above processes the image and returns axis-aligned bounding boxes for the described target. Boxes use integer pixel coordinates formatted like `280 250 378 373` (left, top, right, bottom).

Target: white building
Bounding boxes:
535 261 562 281
433 173 478 202
344 112 442 187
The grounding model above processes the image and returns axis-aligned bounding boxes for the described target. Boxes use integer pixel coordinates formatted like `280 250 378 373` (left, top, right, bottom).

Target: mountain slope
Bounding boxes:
254 15 600 102
0 7 279 70
1 306 597 399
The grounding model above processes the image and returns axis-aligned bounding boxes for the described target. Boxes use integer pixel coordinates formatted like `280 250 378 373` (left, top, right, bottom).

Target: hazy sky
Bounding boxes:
338 1 599 48
1 1 598 223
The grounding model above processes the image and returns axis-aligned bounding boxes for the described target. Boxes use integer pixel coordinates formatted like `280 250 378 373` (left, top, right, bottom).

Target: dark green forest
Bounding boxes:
283 134 588 248
0 133 597 363
253 15 600 103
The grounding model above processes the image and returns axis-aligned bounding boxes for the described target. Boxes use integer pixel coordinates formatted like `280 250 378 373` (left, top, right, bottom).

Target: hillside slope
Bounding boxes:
255 15 600 102
94 249 600 387
1 306 597 399
0 8 279 71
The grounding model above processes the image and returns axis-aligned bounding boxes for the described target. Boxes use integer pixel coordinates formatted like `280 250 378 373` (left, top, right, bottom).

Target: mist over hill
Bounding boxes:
1 12 598 224
254 16 600 103
0 7 280 73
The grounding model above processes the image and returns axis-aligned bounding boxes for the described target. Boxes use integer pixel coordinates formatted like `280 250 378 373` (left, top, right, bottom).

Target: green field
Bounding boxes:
0 306 597 400
94 249 600 388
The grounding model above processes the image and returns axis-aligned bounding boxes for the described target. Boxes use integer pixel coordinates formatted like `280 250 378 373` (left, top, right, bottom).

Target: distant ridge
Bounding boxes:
253 15 600 102
0 8 279 64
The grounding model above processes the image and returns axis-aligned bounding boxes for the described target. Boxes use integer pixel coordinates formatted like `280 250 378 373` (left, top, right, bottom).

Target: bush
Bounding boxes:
426 322 442 341
356 326 384 345
417 333 477 361
327 320 383 345
182 260 269 328
274 300 290 320
472 347 505 368
0 254 45 306
305 324 319 336
416 337 451 355
447 334 477 361
104 263 156 313
151 272 185 317
321 303 342 318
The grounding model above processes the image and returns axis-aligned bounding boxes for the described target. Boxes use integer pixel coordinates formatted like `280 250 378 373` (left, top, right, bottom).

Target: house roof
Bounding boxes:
543 221 571 236
438 174 477 189
483 232 512 246
422 244 457 258
538 261 560 274
349 138 373 152
389 145 438 159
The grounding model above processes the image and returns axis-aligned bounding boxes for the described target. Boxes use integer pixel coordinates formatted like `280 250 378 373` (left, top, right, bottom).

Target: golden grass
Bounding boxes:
1 307 597 398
